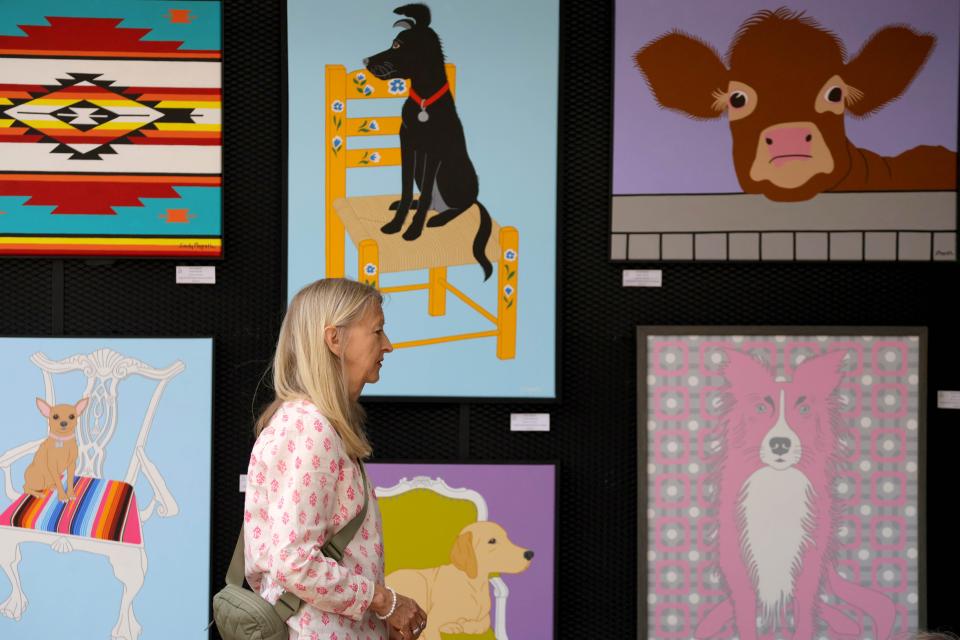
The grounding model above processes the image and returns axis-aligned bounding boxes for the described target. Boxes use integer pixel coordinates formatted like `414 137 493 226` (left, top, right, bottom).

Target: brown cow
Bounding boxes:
634 8 957 202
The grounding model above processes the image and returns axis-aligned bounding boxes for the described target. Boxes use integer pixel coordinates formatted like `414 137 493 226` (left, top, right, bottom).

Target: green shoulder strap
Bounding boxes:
321 463 370 563
226 463 370 622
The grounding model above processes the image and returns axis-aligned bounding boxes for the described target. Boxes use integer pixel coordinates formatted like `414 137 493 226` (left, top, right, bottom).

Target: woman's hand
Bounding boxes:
387 593 427 640
371 583 427 639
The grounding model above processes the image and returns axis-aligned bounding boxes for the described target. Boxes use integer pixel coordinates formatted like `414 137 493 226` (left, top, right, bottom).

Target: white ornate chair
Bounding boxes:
0 348 184 640
376 475 510 639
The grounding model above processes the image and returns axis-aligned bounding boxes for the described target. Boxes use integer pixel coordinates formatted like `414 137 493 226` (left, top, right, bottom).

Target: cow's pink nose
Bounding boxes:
764 127 813 166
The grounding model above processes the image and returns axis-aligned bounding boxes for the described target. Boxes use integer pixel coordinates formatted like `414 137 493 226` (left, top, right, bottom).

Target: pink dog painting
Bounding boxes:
698 348 896 639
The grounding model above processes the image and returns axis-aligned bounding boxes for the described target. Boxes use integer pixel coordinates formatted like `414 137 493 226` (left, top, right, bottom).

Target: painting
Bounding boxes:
612 1 958 261
0 337 213 639
366 462 556 640
287 0 558 399
639 327 926 639
0 1 222 258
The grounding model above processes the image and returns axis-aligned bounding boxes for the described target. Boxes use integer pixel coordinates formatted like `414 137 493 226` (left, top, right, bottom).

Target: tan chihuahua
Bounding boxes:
23 397 88 502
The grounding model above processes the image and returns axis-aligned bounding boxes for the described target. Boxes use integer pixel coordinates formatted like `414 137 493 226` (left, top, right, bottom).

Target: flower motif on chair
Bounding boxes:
353 73 375 96
357 151 381 166
502 285 515 309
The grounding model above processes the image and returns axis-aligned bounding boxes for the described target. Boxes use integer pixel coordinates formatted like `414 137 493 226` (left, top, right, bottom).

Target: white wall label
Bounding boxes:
623 269 663 288
176 266 216 285
510 413 550 432
937 391 960 410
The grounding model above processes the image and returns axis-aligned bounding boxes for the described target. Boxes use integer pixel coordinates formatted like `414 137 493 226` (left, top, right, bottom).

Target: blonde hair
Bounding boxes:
256 278 383 459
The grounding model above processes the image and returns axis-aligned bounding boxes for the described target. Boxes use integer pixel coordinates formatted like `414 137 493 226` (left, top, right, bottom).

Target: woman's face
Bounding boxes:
341 302 392 399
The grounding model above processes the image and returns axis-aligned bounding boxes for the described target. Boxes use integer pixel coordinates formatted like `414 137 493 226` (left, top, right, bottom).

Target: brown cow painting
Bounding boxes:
634 8 958 202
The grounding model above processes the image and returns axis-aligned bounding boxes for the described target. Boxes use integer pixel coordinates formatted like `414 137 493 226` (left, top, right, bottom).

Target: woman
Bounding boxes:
244 278 427 639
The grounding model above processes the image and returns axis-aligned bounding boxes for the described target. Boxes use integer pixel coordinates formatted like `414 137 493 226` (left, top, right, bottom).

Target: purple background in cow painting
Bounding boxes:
613 0 960 194
366 463 556 639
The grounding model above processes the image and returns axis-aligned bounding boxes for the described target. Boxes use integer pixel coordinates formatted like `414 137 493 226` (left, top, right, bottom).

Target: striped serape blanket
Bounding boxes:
0 476 141 544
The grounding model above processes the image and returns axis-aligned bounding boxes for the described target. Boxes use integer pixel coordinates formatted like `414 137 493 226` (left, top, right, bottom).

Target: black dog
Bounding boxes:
365 3 493 280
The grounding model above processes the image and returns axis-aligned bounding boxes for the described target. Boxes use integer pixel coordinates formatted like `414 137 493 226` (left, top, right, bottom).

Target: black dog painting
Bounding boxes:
287 0 559 399
365 4 493 279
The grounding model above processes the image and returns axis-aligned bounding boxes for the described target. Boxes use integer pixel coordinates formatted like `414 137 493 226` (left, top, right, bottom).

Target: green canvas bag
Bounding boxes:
212 465 369 640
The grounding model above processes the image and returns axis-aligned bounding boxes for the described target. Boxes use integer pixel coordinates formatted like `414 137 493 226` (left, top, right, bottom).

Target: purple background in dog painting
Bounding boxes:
366 463 556 639
613 0 960 194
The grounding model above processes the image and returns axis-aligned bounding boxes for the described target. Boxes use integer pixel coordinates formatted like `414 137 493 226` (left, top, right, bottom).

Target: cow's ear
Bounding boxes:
844 26 935 117
634 31 728 119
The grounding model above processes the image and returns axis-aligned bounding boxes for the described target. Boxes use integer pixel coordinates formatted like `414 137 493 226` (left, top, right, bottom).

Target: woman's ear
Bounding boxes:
324 325 341 356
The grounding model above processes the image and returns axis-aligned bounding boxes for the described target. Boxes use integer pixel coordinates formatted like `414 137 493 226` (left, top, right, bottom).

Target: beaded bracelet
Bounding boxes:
375 586 397 620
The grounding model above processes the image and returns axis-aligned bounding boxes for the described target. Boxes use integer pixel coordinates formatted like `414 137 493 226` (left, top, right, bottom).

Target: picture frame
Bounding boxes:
366 461 557 639
285 0 560 400
611 1 958 263
0 1 223 258
0 336 213 638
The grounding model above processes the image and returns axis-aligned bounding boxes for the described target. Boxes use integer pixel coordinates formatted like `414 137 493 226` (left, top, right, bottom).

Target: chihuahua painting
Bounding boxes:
23 397 88 502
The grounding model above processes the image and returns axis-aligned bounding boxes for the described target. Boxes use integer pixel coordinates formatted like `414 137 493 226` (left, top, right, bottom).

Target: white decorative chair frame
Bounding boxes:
376 475 511 640
0 348 184 640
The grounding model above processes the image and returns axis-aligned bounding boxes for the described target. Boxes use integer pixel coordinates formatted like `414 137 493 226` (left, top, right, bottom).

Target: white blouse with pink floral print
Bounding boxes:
244 400 388 640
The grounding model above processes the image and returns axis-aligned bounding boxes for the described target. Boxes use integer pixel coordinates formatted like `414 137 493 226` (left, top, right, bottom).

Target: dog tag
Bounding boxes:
55 441 63 448
418 109 429 122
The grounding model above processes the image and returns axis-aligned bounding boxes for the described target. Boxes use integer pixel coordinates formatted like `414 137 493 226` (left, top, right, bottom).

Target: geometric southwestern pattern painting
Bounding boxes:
639 327 926 640
0 2 222 257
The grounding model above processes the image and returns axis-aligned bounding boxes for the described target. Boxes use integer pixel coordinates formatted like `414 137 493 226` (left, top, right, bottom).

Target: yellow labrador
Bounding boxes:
386 520 534 639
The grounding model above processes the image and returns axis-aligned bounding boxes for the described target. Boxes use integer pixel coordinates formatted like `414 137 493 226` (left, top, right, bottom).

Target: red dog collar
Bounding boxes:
409 82 450 122
409 82 449 109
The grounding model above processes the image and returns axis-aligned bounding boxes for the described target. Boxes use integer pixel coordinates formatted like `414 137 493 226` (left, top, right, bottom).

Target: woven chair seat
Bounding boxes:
333 195 501 273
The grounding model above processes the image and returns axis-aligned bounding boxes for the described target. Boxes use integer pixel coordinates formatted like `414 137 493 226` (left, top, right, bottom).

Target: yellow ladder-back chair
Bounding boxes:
325 64 517 359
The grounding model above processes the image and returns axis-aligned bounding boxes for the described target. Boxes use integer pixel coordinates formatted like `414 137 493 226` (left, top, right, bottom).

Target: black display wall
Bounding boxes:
0 0 956 637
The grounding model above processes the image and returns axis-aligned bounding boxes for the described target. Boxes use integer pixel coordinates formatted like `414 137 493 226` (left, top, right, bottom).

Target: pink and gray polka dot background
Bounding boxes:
644 333 921 639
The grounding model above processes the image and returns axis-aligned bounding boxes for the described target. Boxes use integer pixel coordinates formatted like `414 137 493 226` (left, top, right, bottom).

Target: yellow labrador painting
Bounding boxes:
370 463 556 640
387 521 534 639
